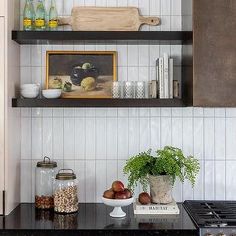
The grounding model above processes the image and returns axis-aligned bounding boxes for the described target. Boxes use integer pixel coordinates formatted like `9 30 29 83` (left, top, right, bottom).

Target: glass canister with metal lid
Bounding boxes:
54 169 78 214
35 156 57 209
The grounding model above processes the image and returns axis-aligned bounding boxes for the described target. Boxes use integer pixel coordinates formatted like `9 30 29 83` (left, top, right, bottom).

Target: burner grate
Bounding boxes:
183 200 236 228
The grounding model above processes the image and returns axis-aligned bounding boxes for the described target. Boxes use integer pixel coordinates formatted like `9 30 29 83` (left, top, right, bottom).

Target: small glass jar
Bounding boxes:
35 157 57 209
54 169 78 214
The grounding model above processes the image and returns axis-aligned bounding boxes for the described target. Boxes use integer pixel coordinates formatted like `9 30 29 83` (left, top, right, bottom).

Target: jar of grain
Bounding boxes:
54 169 78 214
35 157 57 209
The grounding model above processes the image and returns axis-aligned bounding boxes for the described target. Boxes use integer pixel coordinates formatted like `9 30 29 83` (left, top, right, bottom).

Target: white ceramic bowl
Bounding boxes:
21 90 40 98
21 84 40 89
102 197 134 218
42 89 62 99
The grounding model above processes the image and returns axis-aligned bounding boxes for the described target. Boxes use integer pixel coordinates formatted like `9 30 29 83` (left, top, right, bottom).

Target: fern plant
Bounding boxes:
123 146 200 192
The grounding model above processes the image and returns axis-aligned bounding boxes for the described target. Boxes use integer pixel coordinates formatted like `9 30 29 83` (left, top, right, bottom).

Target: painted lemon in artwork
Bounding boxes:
81 77 96 91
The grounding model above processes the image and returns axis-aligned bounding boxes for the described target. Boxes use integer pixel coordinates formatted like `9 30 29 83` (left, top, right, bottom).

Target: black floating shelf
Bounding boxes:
12 98 186 108
12 31 192 45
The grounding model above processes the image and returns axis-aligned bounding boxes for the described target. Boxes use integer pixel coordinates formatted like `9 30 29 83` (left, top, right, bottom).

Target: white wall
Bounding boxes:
20 0 236 203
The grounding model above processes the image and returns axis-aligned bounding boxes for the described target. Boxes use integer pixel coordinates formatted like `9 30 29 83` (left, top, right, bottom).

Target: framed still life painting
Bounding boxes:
46 51 117 98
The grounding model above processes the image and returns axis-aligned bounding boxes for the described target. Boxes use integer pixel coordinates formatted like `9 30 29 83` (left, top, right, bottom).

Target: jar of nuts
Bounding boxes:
35 157 57 209
54 169 78 214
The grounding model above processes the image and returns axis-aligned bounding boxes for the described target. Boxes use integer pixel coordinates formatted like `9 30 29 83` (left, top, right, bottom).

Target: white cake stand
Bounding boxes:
102 197 134 218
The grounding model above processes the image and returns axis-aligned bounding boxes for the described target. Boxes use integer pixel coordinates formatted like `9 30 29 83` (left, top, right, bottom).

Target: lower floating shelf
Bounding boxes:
12 98 186 108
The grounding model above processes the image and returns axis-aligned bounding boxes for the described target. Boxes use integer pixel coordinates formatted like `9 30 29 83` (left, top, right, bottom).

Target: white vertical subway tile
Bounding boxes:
139 117 150 151
204 108 215 117
75 117 86 159
85 160 96 202
204 118 215 160
21 160 32 202
106 0 117 7
194 160 204 200
172 117 182 148
215 118 225 160
183 182 194 201
182 107 193 117
118 67 128 82
117 45 128 67
64 117 75 159
128 44 139 67
96 160 107 202
161 108 171 116
139 45 149 67
171 16 182 31
138 67 149 82
21 67 32 84
138 0 149 15
160 117 171 148
171 0 181 15
106 118 118 159
96 0 107 7
64 108 75 117
183 117 193 155
172 108 182 117
215 108 225 117
226 118 236 159
150 0 161 16
128 117 139 156
150 117 161 151
172 180 182 202
193 108 204 117
31 45 42 67
193 117 204 159
118 108 129 117
128 0 138 7
52 118 64 160
107 160 118 188
215 161 225 200
64 160 75 170
161 0 171 15
85 118 96 159
32 118 42 159
21 118 31 159
20 46 31 67
42 117 53 157
117 160 128 186
204 161 215 200
226 108 236 117
117 118 129 158
226 161 236 200
96 118 106 159
149 44 160 67
75 160 86 202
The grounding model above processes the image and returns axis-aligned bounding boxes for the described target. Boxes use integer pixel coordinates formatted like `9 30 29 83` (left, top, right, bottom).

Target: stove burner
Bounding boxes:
183 201 236 228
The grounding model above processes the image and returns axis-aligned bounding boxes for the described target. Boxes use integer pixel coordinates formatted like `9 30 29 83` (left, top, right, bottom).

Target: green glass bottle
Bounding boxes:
35 0 46 30
23 0 34 31
29 0 35 29
48 0 58 30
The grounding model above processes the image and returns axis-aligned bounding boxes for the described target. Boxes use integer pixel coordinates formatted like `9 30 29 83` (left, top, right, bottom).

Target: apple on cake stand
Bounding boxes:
102 180 134 218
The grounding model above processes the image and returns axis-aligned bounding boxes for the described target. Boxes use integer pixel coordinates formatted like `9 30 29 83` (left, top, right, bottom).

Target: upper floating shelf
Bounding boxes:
12 31 193 45
12 98 186 108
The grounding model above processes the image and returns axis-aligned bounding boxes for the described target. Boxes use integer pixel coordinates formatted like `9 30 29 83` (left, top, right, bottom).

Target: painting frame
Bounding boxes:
46 51 117 99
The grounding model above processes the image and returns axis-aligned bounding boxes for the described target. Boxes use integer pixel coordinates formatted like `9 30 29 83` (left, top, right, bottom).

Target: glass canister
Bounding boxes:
54 169 78 214
35 156 57 209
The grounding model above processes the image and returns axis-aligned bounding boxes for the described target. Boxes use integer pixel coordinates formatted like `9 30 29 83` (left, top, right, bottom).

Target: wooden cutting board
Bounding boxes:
58 7 160 31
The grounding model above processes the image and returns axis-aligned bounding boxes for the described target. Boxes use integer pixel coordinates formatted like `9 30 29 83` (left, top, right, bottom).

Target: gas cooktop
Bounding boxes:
184 200 236 236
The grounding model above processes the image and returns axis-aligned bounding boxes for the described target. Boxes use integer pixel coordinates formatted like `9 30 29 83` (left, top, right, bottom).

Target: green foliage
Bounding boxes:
123 146 200 192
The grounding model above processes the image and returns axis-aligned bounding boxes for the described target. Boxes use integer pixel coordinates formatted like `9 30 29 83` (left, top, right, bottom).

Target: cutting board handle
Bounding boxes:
58 17 72 26
139 16 160 26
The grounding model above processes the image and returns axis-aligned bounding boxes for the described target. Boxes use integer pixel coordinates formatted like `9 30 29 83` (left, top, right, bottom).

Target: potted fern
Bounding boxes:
123 146 200 204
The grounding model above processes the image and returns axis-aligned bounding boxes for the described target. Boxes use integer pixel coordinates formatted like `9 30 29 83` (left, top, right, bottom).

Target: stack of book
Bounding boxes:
133 199 180 215
157 53 174 99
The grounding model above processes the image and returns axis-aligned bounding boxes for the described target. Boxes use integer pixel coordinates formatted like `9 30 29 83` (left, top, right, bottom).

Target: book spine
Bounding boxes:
159 57 164 99
134 210 180 215
163 53 169 99
135 206 178 211
169 58 174 99
156 59 159 98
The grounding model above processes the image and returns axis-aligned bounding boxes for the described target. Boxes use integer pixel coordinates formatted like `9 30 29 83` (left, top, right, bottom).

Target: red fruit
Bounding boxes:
138 192 151 205
115 191 127 199
123 188 132 198
112 180 124 192
103 189 115 199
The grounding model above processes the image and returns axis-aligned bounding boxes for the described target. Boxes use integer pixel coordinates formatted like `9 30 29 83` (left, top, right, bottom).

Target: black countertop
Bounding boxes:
0 203 198 236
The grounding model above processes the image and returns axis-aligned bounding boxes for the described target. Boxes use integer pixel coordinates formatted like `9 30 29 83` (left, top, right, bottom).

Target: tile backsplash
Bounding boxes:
20 0 236 203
